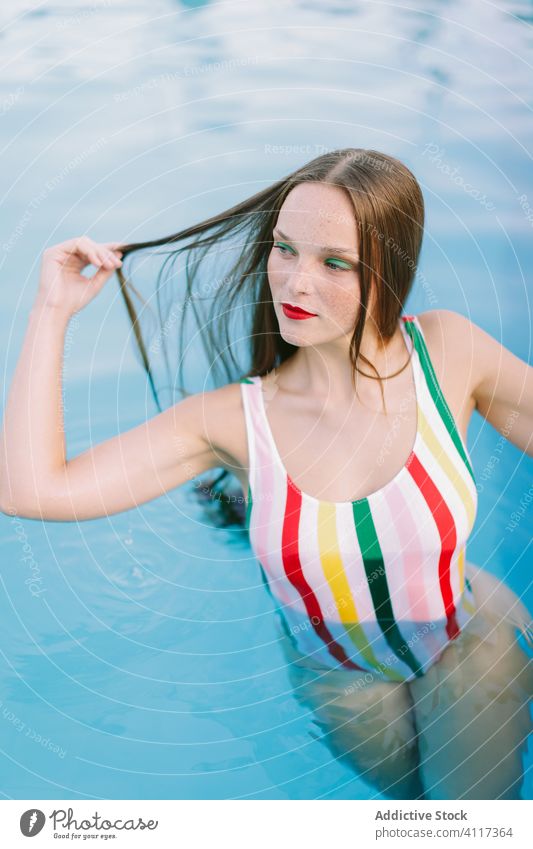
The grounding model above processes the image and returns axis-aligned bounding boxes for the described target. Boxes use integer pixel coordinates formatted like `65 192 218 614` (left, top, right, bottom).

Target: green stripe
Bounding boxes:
239 377 254 384
245 483 253 531
352 499 424 678
404 318 475 483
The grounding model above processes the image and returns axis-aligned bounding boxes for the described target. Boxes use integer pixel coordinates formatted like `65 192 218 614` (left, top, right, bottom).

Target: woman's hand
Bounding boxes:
35 235 124 316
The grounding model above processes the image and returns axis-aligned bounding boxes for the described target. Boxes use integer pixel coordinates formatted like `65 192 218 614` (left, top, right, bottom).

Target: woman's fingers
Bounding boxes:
90 240 123 268
89 263 119 285
77 238 114 269
93 249 120 269
82 248 106 270
61 237 122 270
37 236 124 315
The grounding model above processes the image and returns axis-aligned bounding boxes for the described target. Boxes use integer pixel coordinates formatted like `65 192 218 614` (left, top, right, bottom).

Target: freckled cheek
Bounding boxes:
267 256 359 323
266 253 283 292
321 284 360 325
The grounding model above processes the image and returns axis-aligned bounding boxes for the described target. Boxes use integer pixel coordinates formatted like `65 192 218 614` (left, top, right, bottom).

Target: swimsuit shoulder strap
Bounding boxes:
238 374 275 502
401 313 475 482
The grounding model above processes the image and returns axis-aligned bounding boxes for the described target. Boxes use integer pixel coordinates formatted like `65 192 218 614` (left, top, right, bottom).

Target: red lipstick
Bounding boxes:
281 303 318 320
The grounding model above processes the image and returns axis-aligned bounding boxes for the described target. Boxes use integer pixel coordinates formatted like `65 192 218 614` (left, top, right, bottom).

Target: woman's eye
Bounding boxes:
273 242 293 255
273 243 352 272
325 259 352 272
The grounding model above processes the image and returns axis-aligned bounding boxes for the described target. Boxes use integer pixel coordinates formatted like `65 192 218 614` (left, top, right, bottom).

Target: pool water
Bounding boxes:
0 0 532 799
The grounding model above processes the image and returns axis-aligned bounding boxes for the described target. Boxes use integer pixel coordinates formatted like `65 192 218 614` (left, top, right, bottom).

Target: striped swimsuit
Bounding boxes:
239 314 478 682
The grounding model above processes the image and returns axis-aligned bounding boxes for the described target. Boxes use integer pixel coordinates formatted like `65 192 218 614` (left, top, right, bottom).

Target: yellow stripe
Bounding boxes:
317 502 405 682
418 406 476 529
457 546 465 594
462 596 477 615
458 548 477 613
419 409 478 621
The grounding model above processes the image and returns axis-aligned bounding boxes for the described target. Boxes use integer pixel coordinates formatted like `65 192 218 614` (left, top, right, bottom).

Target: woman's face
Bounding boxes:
267 182 363 348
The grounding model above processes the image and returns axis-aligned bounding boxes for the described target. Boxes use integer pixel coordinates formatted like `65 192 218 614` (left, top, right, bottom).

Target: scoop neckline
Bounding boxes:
255 316 422 506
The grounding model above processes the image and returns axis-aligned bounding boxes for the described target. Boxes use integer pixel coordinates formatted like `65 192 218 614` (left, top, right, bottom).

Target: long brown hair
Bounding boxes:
114 148 425 526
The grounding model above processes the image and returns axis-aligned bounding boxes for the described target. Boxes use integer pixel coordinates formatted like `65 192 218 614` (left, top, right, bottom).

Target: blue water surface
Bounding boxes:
0 0 532 799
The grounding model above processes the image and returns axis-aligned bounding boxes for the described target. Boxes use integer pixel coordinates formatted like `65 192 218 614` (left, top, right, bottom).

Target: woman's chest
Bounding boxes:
260 369 474 504
265 398 417 502
231 331 476 502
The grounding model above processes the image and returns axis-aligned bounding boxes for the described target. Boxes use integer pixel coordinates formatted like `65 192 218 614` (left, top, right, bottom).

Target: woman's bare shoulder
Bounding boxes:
416 308 473 340
197 380 248 472
415 308 480 410
416 308 475 363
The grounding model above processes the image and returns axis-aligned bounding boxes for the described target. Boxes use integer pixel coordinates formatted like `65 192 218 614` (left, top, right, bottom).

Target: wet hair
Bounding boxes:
114 148 425 527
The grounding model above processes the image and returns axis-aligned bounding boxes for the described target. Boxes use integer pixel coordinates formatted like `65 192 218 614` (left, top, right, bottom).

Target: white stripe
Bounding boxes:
239 381 257 495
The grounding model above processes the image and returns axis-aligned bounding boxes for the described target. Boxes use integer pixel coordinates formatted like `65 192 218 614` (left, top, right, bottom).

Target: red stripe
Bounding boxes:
281 479 365 670
407 453 460 640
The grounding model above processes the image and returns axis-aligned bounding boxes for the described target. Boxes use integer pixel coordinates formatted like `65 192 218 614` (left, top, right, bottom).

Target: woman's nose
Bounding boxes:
286 263 314 292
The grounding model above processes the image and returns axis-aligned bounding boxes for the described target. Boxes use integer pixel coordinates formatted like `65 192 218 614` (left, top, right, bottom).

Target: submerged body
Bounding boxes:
282 562 533 800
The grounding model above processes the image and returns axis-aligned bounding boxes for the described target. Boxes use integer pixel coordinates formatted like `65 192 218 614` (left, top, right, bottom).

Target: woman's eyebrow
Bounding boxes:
272 228 358 257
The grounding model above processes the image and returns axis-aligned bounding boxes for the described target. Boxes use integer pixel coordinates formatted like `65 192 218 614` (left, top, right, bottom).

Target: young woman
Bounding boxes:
1 149 532 801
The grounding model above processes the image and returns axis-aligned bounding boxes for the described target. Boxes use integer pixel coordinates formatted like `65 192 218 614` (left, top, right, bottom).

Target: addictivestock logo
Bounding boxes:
20 809 46 836
19 806 159 837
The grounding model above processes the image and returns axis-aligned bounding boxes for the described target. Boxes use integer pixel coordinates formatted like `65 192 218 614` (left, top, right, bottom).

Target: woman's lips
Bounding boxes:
281 303 318 320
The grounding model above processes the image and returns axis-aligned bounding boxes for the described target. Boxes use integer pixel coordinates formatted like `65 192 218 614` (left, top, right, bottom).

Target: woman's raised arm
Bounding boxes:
0 236 235 521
